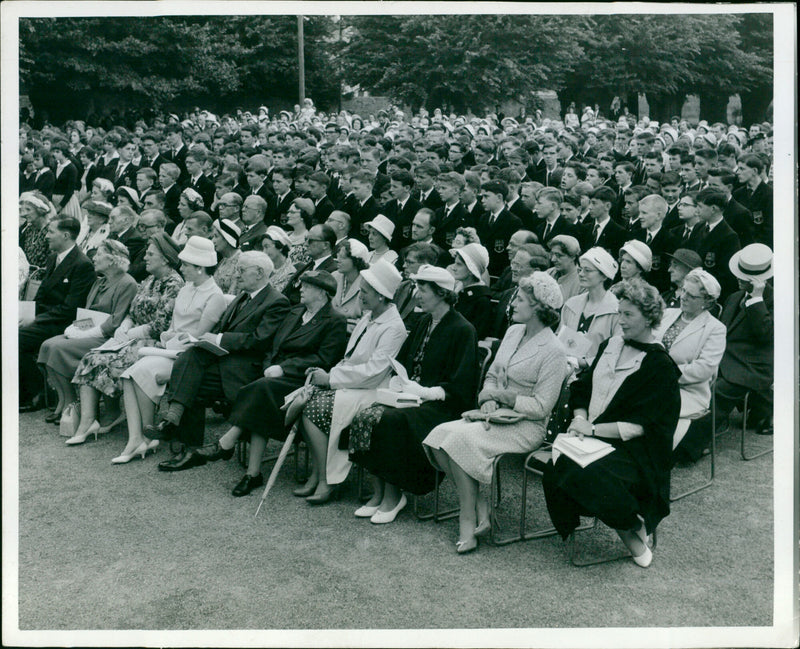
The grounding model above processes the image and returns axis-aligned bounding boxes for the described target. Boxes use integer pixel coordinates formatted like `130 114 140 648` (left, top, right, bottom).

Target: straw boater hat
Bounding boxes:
360 258 402 299
728 243 773 282
178 236 218 267
364 214 395 242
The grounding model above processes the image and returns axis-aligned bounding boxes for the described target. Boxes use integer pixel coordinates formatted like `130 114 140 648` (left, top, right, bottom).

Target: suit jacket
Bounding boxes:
507 197 537 232
33 169 55 200
663 203 682 232
165 144 189 185
33 246 96 326
636 227 675 293
667 222 705 254
213 284 291 400
313 195 335 225
579 218 626 258
535 215 578 246
732 181 772 246
434 201 468 249
189 174 216 212
464 200 486 229
113 227 147 280
239 222 267 252
417 187 444 211
53 162 79 204
532 166 563 188
350 195 380 244
696 220 741 302
271 191 297 227
654 308 726 418
384 196 422 251
282 256 338 305
262 302 348 377
163 184 182 227
327 175 347 210
718 285 773 391
110 160 139 189
475 209 524 277
724 196 755 247
142 154 165 175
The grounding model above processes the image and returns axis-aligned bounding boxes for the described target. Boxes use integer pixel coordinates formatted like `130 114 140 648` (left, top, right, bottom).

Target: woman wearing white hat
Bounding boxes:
365 214 399 266
349 265 479 525
211 218 242 295
653 269 726 464
617 240 652 285
293 259 408 504
114 236 226 464
559 247 622 369
332 239 371 333
424 272 570 553
449 242 494 340
260 226 297 293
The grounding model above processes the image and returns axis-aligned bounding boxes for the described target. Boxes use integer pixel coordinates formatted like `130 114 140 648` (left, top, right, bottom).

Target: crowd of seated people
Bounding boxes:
17 102 776 564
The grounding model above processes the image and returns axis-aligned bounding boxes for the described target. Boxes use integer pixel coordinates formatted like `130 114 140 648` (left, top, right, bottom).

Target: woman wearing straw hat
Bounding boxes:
348 265 480 524
332 239 370 333
449 242 494 340
365 214 399 266
424 272 569 553
260 226 297 294
19 191 56 281
559 247 622 369
211 218 242 295
115 236 226 463
653 269 727 464
292 259 408 504
67 233 185 446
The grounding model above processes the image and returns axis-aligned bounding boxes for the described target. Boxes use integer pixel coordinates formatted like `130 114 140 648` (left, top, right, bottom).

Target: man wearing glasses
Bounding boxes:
216 192 244 230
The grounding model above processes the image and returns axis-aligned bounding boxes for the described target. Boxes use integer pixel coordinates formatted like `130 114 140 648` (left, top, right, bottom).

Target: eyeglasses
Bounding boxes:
679 287 704 299
678 201 696 207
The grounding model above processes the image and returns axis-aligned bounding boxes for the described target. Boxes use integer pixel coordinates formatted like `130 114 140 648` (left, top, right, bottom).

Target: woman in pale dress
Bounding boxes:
38 240 138 422
331 239 370 332
559 247 621 370
260 226 296 293
424 272 569 553
365 214 399 266
211 218 242 295
115 237 226 464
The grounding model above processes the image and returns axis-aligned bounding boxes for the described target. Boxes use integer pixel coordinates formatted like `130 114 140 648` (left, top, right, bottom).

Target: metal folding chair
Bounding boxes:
568 522 656 567
671 383 717 501
740 390 773 461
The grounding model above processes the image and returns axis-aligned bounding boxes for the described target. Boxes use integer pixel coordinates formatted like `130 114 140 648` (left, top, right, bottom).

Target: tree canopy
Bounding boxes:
19 13 773 124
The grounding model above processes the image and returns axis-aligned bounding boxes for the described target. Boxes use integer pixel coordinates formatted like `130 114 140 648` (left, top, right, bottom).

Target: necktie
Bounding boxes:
228 293 251 326
593 222 600 242
646 232 653 245
683 226 691 241
543 222 552 241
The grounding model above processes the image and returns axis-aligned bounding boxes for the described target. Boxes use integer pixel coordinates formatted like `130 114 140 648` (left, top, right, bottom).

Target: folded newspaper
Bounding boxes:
551 433 614 468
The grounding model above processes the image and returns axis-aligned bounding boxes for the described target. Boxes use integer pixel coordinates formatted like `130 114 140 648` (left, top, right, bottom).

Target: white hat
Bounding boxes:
411 264 456 292
450 243 489 282
684 268 721 300
360 258 402 299
729 243 773 282
519 271 564 310
213 219 241 248
365 214 395 242
344 238 371 266
580 247 619 280
620 240 653 273
263 226 290 250
178 236 218 267
116 186 141 210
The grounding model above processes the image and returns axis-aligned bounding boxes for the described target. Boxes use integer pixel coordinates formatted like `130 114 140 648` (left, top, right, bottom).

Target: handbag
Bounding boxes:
461 407 526 430
59 403 79 438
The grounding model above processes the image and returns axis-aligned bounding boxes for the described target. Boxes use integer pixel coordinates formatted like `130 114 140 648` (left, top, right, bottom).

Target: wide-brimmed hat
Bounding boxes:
360 258 402 299
213 219 241 248
729 243 773 282
620 240 653 273
450 243 489 282
666 248 702 271
580 247 619 280
411 264 456 293
365 214 395 242
300 269 337 297
83 200 113 219
148 232 182 269
178 235 218 267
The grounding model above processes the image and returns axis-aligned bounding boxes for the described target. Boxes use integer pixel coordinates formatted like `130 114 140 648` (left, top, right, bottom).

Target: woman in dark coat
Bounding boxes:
349 265 480 524
543 278 681 568
449 243 494 340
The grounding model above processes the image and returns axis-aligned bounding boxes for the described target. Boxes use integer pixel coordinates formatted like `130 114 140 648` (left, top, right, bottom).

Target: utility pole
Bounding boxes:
298 15 305 105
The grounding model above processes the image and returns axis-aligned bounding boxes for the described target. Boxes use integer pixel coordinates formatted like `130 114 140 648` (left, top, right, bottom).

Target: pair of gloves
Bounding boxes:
388 375 445 402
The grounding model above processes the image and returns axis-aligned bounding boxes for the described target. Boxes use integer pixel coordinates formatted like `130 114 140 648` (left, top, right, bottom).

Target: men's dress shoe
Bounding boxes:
145 419 179 440
158 449 207 472
754 417 773 436
158 449 187 471
45 410 61 423
370 494 408 524
232 474 264 497
199 442 235 462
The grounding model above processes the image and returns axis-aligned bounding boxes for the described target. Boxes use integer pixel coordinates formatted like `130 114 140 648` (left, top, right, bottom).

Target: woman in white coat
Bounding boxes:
653 269 726 463
297 259 408 504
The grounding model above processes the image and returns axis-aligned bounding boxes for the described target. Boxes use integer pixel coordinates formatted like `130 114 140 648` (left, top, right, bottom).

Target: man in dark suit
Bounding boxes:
348 170 380 243
163 123 189 185
634 194 675 293
383 170 422 252
695 188 741 302
533 187 578 246
668 194 706 253
732 154 772 247
140 132 165 175
307 171 335 225
707 170 754 246
579 186 626 258
185 149 216 211
660 171 684 231
158 163 183 228
238 195 269 252
413 161 443 210
283 224 338 304
461 171 486 228
196 271 348 496
433 172 468 249
269 166 297 227
145 251 291 470
475 179 524 278
533 142 563 188
19 217 95 409
110 138 139 189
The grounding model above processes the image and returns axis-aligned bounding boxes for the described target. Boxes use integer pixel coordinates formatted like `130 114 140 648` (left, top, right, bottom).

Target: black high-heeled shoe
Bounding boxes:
45 410 62 424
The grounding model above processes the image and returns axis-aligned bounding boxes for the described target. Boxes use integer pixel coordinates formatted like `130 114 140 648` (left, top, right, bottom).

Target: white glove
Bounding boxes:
402 380 445 402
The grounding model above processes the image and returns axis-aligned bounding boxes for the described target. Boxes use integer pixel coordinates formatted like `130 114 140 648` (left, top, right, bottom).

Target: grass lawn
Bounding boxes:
14 408 773 632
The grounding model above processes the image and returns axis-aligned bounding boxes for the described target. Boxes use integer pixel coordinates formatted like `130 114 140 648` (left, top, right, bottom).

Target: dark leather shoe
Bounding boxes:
145 419 179 440
158 449 187 471
45 410 61 423
199 442 235 462
159 449 207 472
232 474 263 497
754 417 773 435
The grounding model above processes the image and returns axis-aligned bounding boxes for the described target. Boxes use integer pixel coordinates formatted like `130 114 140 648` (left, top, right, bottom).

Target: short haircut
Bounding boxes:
694 148 718 162
537 187 563 205
316 223 337 250
139 209 167 228
564 160 587 180
272 165 294 181
238 250 274 278
55 216 81 240
350 169 376 187
591 186 617 204
136 167 157 182
160 163 181 182
638 193 668 218
738 153 764 173
614 161 635 175
695 188 728 209
405 242 439 265
243 194 267 214
187 211 214 232
391 169 415 190
660 171 682 187
624 185 650 202
707 168 737 188
308 171 331 188
497 167 523 186
481 179 509 201
414 161 440 178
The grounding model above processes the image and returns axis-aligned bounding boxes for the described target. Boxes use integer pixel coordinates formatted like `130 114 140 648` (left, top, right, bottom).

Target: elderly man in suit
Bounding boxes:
283 223 338 304
196 270 348 498
145 251 291 470
19 217 96 410
238 195 269 252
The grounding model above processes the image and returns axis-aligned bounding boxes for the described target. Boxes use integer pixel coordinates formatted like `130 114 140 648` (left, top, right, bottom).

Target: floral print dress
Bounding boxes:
72 270 184 396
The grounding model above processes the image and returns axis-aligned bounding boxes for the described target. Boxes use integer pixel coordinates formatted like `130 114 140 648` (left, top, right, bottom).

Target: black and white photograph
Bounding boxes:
2 2 796 647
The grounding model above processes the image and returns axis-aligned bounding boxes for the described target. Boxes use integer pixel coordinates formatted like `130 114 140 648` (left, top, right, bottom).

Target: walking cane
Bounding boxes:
255 375 313 517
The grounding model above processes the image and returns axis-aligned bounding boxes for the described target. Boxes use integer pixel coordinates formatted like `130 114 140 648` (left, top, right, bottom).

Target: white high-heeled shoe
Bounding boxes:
65 420 101 446
370 494 407 524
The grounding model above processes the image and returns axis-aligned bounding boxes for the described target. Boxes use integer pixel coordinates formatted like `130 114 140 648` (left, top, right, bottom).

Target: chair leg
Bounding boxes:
740 392 773 461
413 471 459 522
489 454 524 545
671 393 716 501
